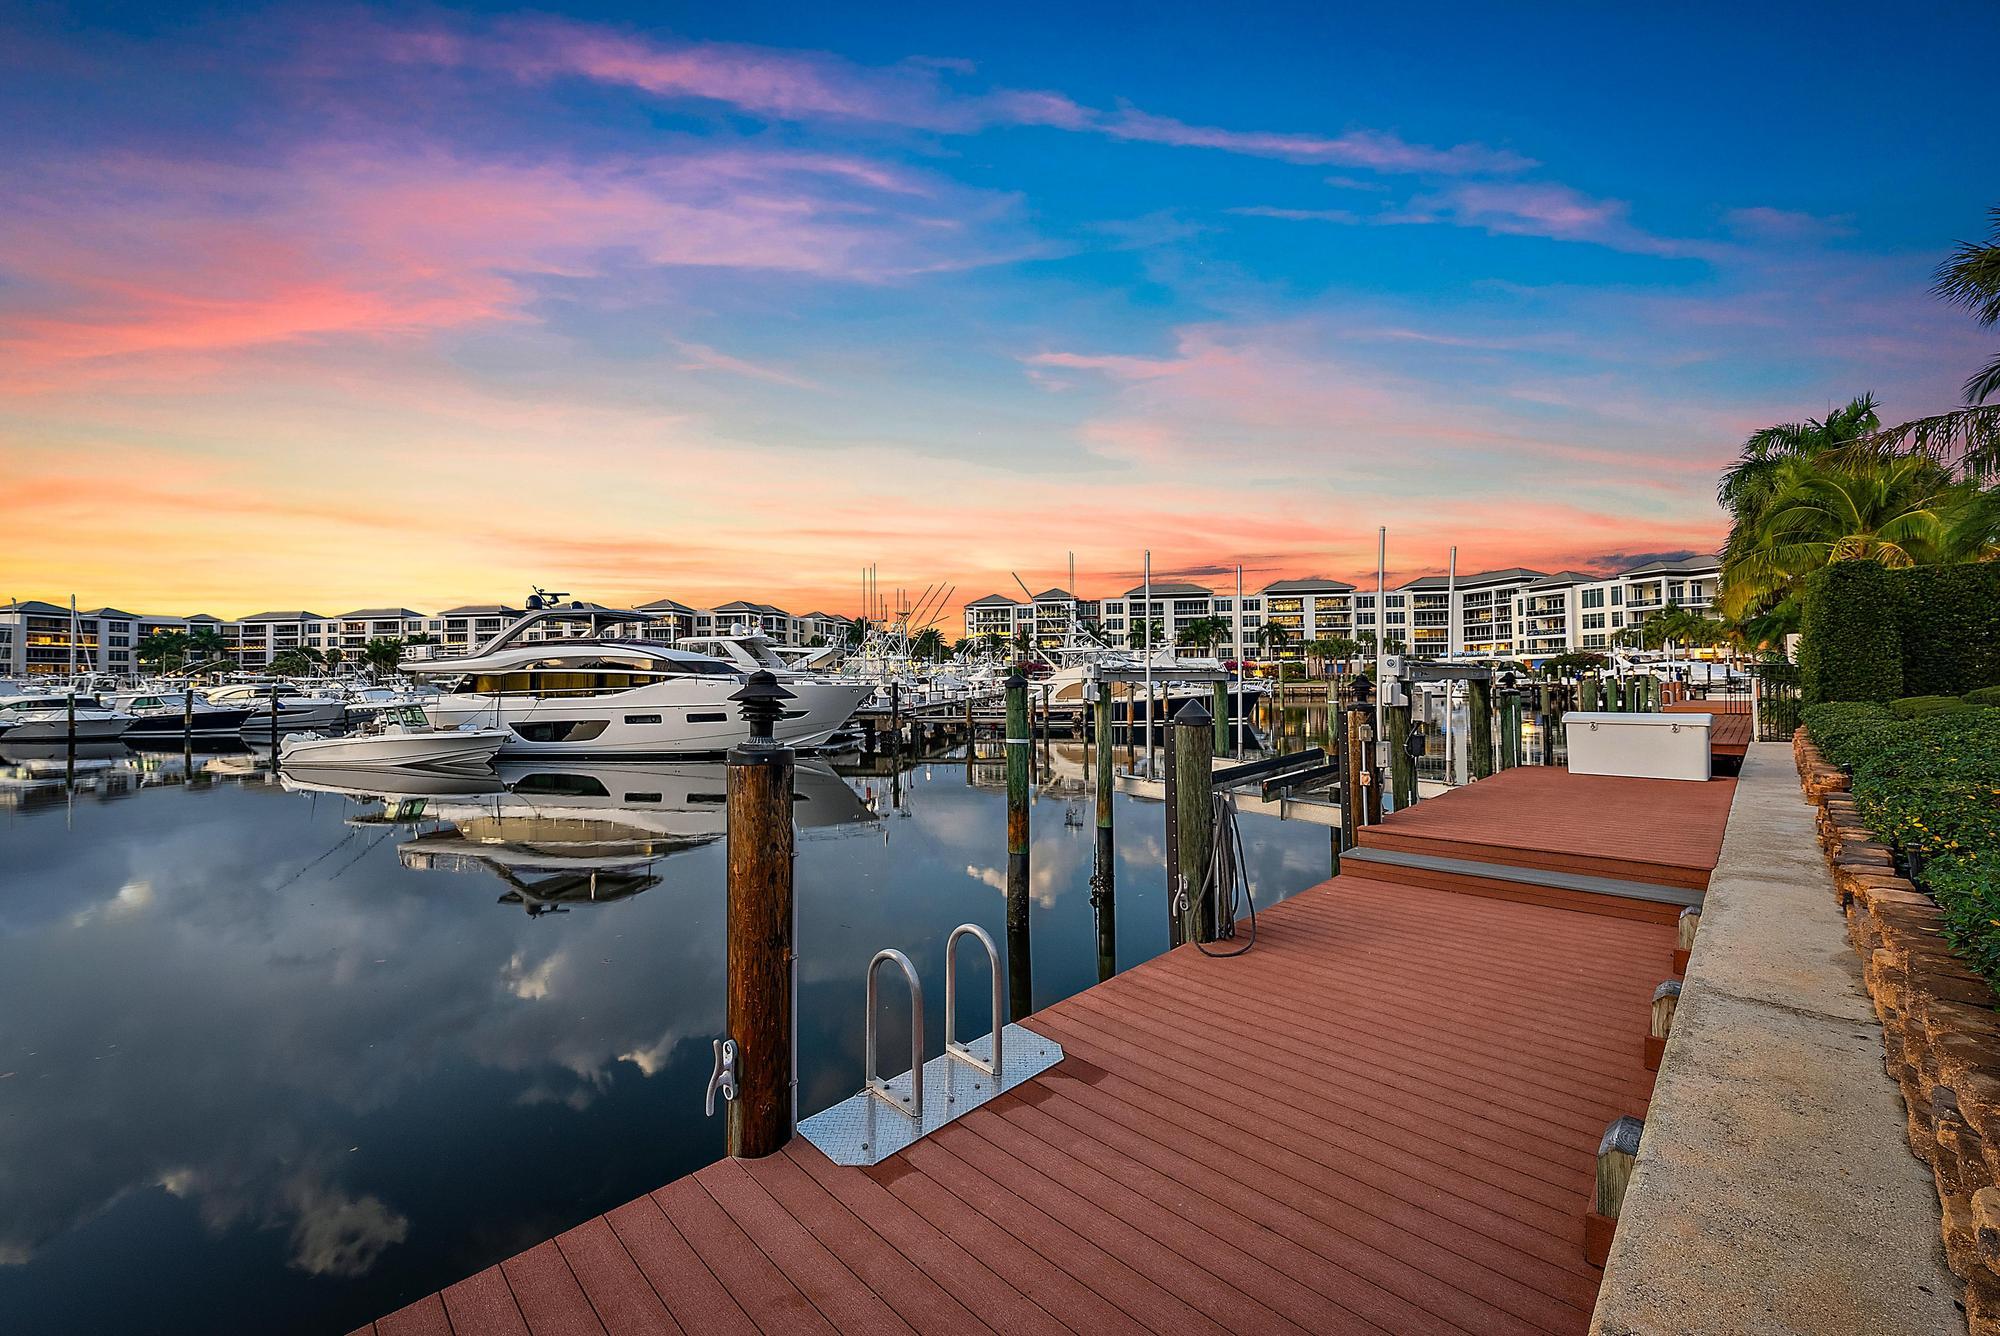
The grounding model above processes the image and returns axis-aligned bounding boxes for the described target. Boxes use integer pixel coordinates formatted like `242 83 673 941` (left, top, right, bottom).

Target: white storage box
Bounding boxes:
1562 711 1712 782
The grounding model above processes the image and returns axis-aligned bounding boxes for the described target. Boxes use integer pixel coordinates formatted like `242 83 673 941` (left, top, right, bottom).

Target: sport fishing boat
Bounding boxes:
406 603 872 757
278 707 510 770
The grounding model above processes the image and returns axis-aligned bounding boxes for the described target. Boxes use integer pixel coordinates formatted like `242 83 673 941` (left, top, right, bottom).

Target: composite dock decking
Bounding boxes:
363 771 1731 1336
1659 700 1752 759
1358 767 1735 890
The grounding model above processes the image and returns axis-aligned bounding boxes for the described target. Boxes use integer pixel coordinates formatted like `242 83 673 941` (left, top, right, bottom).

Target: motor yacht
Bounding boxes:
407 604 872 757
112 690 257 738
0 692 137 742
207 681 349 731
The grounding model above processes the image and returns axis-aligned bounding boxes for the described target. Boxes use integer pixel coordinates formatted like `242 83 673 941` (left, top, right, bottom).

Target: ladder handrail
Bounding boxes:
865 948 924 1121
945 924 1003 1080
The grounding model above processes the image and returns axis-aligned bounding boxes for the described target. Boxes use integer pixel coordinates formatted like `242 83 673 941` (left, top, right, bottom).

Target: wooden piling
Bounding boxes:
1673 906 1699 975
1385 700 1416 812
1211 678 1229 757
1005 673 1033 1020
1582 675 1602 711
724 671 797 1159
1171 700 1215 946
1498 690 1521 770
1585 1115 1644 1265
268 683 280 760
1644 980 1681 1071
1091 683 1116 983
1466 677 1494 779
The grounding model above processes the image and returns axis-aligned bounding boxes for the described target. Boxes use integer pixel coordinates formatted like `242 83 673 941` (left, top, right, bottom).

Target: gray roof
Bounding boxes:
800 611 850 623
1030 587 1074 601
639 597 696 614
239 610 326 623
713 600 789 616
0 600 72 615
84 606 140 619
1259 577 1356 594
1399 567 1546 591
1120 581 1214 598
336 607 427 620
1620 555 1720 577
1526 571 1596 590
966 594 1025 608
439 604 520 617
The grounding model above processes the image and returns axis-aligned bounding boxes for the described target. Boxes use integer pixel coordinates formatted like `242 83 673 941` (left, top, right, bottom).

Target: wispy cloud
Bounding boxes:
1228 205 1363 224
371 16 1529 177
1390 181 1725 259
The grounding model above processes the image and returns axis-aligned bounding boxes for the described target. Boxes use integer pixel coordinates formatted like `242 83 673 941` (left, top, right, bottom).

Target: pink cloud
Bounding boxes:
1393 182 1724 259
1725 206 1855 242
0 145 1021 382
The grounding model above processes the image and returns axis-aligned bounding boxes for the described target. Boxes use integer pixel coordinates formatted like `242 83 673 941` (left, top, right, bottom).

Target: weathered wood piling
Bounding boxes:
724 671 797 1159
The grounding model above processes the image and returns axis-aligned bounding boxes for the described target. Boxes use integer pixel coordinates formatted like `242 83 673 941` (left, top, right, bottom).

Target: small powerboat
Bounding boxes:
0 693 136 742
114 690 256 738
278 707 507 770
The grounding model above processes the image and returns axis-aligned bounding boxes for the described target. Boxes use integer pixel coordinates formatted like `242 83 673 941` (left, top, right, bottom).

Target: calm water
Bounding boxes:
0 733 1335 1335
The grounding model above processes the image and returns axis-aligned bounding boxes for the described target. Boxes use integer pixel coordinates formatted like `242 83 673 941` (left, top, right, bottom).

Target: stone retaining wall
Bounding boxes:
1796 727 2000 1331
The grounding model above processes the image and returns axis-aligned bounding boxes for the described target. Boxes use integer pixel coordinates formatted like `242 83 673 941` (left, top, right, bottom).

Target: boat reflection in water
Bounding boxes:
280 759 875 915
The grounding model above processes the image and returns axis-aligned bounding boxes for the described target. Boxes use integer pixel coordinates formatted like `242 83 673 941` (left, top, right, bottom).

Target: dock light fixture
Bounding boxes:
730 670 795 745
1499 670 1518 690
1348 672 1375 705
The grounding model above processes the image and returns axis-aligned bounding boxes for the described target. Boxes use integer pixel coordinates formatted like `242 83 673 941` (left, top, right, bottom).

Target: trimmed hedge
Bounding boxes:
1968 686 2000 708
1799 562 2000 704
1891 694 1976 719
1798 562 1903 704
1805 704 2000 990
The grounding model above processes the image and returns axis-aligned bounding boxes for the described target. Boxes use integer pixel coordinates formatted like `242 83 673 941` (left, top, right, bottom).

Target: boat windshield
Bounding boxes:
451 664 733 697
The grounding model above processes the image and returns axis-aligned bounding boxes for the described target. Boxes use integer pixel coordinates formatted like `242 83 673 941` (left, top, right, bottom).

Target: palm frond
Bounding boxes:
1836 403 2000 481
1933 206 2000 328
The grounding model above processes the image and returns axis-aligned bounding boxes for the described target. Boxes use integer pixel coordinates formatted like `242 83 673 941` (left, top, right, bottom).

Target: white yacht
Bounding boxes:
207 681 349 731
0 692 137 742
406 604 872 757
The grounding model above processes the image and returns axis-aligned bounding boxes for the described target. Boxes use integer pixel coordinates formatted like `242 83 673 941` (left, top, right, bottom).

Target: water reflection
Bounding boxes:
0 743 1333 1336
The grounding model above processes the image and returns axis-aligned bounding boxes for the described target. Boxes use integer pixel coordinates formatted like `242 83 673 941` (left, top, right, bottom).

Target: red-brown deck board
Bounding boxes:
1660 701 1752 756
1358 767 1736 888
369 858 1683 1335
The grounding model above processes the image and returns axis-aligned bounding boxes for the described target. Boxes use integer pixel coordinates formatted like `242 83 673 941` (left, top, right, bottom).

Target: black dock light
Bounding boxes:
731 670 796 746
1499 670 1518 690
1348 672 1375 705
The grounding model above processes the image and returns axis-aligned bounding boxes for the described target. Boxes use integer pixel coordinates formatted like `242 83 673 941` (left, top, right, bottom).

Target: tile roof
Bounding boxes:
1259 577 1357 593
966 594 1025 608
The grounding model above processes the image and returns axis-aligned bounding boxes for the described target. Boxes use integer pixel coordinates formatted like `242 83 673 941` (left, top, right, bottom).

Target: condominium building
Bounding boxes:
960 554 1724 664
0 594 855 677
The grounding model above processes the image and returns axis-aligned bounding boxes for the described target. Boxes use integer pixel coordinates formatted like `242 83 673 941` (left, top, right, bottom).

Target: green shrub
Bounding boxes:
1966 685 2000 707
1896 565 2000 697
1808 707 2000 995
1890 695 1974 719
1798 562 1903 704
1798 563 2000 704
1802 702 1895 766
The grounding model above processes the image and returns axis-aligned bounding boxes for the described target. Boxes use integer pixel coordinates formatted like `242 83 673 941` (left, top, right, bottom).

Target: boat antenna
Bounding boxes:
1009 571 1035 602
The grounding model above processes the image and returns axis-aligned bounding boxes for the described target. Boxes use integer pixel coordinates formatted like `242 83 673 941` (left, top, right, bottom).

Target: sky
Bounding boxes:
2 1 1995 620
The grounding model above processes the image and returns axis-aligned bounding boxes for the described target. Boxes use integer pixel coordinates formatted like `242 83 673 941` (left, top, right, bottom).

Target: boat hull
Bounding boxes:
122 707 257 737
278 729 509 769
424 679 872 757
0 713 134 742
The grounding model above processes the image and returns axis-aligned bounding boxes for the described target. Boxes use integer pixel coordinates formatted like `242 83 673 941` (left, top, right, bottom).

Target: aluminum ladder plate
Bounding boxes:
797 1024 1063 1167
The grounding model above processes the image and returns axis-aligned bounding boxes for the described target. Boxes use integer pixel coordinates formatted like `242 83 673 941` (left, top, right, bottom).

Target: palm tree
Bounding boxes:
1841 206 2000 479
186 627 227 661
1126 619 1163 652
137 630 190 672
268 648 315 676
1256 621 1293 685
361 637 404 677
1721 454 1989 621
1719 394 1881 537
1176 615 1230 656
912 627 944 661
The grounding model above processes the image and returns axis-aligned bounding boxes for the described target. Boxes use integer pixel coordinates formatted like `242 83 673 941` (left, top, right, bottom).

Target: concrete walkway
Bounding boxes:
1591 744 1963 1335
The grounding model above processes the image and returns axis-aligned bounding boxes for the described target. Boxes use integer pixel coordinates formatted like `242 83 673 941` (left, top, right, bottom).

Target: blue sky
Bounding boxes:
2 1 1994 611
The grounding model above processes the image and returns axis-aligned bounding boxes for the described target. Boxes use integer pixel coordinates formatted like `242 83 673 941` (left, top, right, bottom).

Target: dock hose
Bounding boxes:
1193 790 1257 957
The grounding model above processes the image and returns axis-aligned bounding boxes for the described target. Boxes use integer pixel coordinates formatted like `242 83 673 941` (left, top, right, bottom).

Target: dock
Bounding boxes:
360 768 1736 1336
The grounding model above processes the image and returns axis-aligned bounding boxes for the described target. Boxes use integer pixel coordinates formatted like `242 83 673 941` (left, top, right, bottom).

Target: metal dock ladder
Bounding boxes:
799 923 1063 1167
